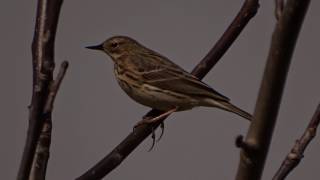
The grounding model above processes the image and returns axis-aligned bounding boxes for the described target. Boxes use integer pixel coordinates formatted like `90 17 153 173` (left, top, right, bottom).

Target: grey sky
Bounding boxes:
3 0 320 179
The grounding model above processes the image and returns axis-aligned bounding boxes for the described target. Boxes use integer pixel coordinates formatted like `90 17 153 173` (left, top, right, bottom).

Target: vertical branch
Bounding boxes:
76 0 259 179
29 119 52 180
235 0 311 180
275 0 284 20
273 104 320 180
29 62 69 180
17 0 64 179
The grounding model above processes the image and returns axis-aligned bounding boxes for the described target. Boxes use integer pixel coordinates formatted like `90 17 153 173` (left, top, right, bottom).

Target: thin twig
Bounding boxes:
273 104 320 180
235 0 311 180
76 1 259 179
43 61 69 114
17 0 64 179
29 62 69 180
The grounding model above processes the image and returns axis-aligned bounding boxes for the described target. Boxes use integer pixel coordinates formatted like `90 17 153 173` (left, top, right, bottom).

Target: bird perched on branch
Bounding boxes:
87 36 252 139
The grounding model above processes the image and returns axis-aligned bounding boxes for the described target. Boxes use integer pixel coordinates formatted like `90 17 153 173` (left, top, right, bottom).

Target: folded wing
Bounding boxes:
140 67 230 102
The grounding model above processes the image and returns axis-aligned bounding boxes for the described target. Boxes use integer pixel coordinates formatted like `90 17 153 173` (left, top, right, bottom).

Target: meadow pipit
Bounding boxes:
87 36 252 127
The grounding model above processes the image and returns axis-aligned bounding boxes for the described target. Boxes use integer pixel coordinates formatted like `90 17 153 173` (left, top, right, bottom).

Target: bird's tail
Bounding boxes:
218 101 252 121
203 99 252 121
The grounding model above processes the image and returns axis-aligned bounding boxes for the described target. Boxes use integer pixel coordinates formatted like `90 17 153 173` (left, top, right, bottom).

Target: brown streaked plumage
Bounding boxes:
86 36 252 121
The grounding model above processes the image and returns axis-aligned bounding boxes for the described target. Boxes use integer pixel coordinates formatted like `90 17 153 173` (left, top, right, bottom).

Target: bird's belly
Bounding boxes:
117 79 197 111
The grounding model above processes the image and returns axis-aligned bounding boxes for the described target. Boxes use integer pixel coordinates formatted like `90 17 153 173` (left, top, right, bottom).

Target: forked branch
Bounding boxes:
29 62 69 180
17 0 65 179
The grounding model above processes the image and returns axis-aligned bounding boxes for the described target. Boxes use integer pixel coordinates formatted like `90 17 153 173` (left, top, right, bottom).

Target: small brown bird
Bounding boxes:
87 36 252 126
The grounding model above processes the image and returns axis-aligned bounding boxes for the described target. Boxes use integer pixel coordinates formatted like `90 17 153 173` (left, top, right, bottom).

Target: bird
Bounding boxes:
86 36 252 127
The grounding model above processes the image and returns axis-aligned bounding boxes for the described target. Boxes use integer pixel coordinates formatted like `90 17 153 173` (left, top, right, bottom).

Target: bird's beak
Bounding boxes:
86 44 103 50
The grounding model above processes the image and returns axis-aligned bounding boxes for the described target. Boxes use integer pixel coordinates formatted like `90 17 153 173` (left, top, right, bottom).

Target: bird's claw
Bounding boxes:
156 122 165 142
148 126 156 152
135 108 177 151
148 122 165 151
133 117 165 151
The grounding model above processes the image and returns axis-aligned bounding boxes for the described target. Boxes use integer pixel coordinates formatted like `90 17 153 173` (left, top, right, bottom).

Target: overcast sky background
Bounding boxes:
2 0 320 179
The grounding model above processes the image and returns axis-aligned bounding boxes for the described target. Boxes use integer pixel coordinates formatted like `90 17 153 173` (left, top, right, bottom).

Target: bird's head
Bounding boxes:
86 36 142 61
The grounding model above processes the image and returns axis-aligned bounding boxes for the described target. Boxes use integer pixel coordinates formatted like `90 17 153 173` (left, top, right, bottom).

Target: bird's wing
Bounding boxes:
140 66 230 102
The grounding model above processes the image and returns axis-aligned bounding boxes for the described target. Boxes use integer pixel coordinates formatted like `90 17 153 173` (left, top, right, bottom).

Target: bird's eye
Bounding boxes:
110 42 119 49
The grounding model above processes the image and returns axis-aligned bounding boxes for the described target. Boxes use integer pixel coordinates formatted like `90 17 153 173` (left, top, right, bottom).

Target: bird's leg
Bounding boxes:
148 107 177 124
134 107 178 128
134 107 177 151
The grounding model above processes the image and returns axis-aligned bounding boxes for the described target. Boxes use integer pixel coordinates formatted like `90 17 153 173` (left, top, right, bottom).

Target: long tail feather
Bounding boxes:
202 98 252 121
218 101 252 121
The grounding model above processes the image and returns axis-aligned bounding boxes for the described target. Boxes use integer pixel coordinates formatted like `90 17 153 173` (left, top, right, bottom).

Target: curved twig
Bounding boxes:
273 104 320 180
76 0 259 179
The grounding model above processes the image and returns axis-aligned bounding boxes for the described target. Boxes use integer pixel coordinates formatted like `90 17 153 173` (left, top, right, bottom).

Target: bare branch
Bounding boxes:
44 61 69 114
29 62 69 180
17 0 64 179
235 0 311 180
76 1 259 179
273 104 320 180
275 0 284 20
191 0 259 78
29 119 52 180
